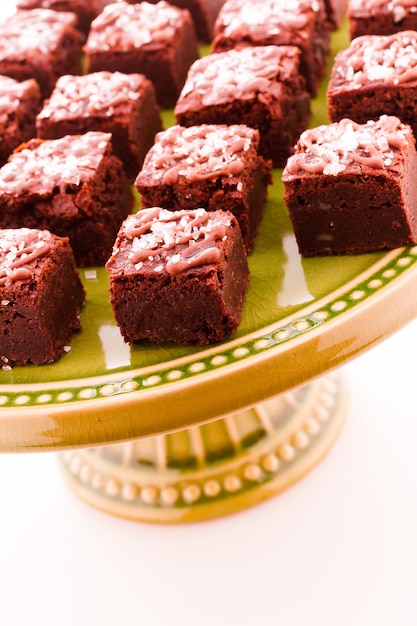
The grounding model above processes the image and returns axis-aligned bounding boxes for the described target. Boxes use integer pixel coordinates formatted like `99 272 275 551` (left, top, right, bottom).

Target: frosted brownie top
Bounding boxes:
38 72 148 121
0 228 54 286
283 115 411 176
0 131 112 193
216 0 323 38
348 0 417 21
137 124 259 184
331 31 417 89
178 45 301 106
84 1 189 52
0 9 78 57
108 208 234 275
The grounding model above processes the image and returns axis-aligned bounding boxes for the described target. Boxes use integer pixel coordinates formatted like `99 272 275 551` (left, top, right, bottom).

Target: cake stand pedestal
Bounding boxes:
58 371 346 523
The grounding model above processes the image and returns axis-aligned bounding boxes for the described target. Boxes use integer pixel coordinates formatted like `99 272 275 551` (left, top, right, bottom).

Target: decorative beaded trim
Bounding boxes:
59 373 343 517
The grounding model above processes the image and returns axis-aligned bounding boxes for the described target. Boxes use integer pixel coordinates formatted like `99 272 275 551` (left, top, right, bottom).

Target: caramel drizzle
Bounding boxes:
285 117 407 175
125 209 227 275
346 31 417 86
0 241 50 286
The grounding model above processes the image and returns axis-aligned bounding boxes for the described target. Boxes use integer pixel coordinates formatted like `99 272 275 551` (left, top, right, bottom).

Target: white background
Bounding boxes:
2 318 417 626
1 2 417 624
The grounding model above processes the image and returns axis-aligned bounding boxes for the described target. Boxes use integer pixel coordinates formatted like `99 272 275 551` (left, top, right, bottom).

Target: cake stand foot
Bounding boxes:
58 371 347 523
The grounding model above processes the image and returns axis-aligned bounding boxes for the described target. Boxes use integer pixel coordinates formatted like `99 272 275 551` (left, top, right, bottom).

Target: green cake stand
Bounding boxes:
1 21 416 522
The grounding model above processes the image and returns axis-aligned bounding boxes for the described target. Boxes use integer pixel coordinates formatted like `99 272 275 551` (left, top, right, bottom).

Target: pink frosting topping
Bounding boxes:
217 0 322 38
333 31 417 88
0 131 111 193
85 1 187 52
0 228 52 286
139 124 257 184
349 0 417 22
0 9 78 57
115 208 231 275
284 115 410 176
38 72 146 121
178 45 299 106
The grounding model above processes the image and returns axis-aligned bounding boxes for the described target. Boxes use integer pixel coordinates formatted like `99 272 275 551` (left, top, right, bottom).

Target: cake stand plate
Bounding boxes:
1 22 417 523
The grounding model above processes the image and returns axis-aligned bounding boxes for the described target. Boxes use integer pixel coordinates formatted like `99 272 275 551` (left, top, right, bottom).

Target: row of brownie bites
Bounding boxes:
0 0 336 366
9 0 407 367
283 0 417 257
105 0 338 350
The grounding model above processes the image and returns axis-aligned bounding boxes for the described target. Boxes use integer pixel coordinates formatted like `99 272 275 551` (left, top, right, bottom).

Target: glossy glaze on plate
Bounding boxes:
2 23 417 451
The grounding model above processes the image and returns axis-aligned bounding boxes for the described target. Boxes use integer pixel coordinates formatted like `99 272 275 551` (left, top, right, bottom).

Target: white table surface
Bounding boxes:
1 2 417 624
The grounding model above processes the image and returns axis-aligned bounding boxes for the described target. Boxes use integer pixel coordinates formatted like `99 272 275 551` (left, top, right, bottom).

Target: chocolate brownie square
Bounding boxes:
36 71 163 181
123 0 226 42
348 0 417 39
211 0 331 96
0 9 83 99
282 116 417 256
106 207 249 345
0 76 42 168
15 0 100 35
0 132 134 266
134 124 272 251
84 1 200 108
327 31 417 139
0 228 85 367
174 45 311 167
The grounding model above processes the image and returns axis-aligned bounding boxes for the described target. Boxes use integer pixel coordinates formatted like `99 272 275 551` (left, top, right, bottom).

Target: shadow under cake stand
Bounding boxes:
1 242 417 523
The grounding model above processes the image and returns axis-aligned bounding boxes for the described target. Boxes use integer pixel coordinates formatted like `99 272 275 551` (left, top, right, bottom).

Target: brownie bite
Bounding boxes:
348 0 417 39
211 0 331 96
0 9 83 99
174 45 311 168
106 207 249 345
84 1 200 108
0 76 42 168
282 116 417 256
0 132 134 267
123 0 226 43
134 124 272 251
327 31 417 139
0 228 85 367
36 71 163 181
15 0 100 36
